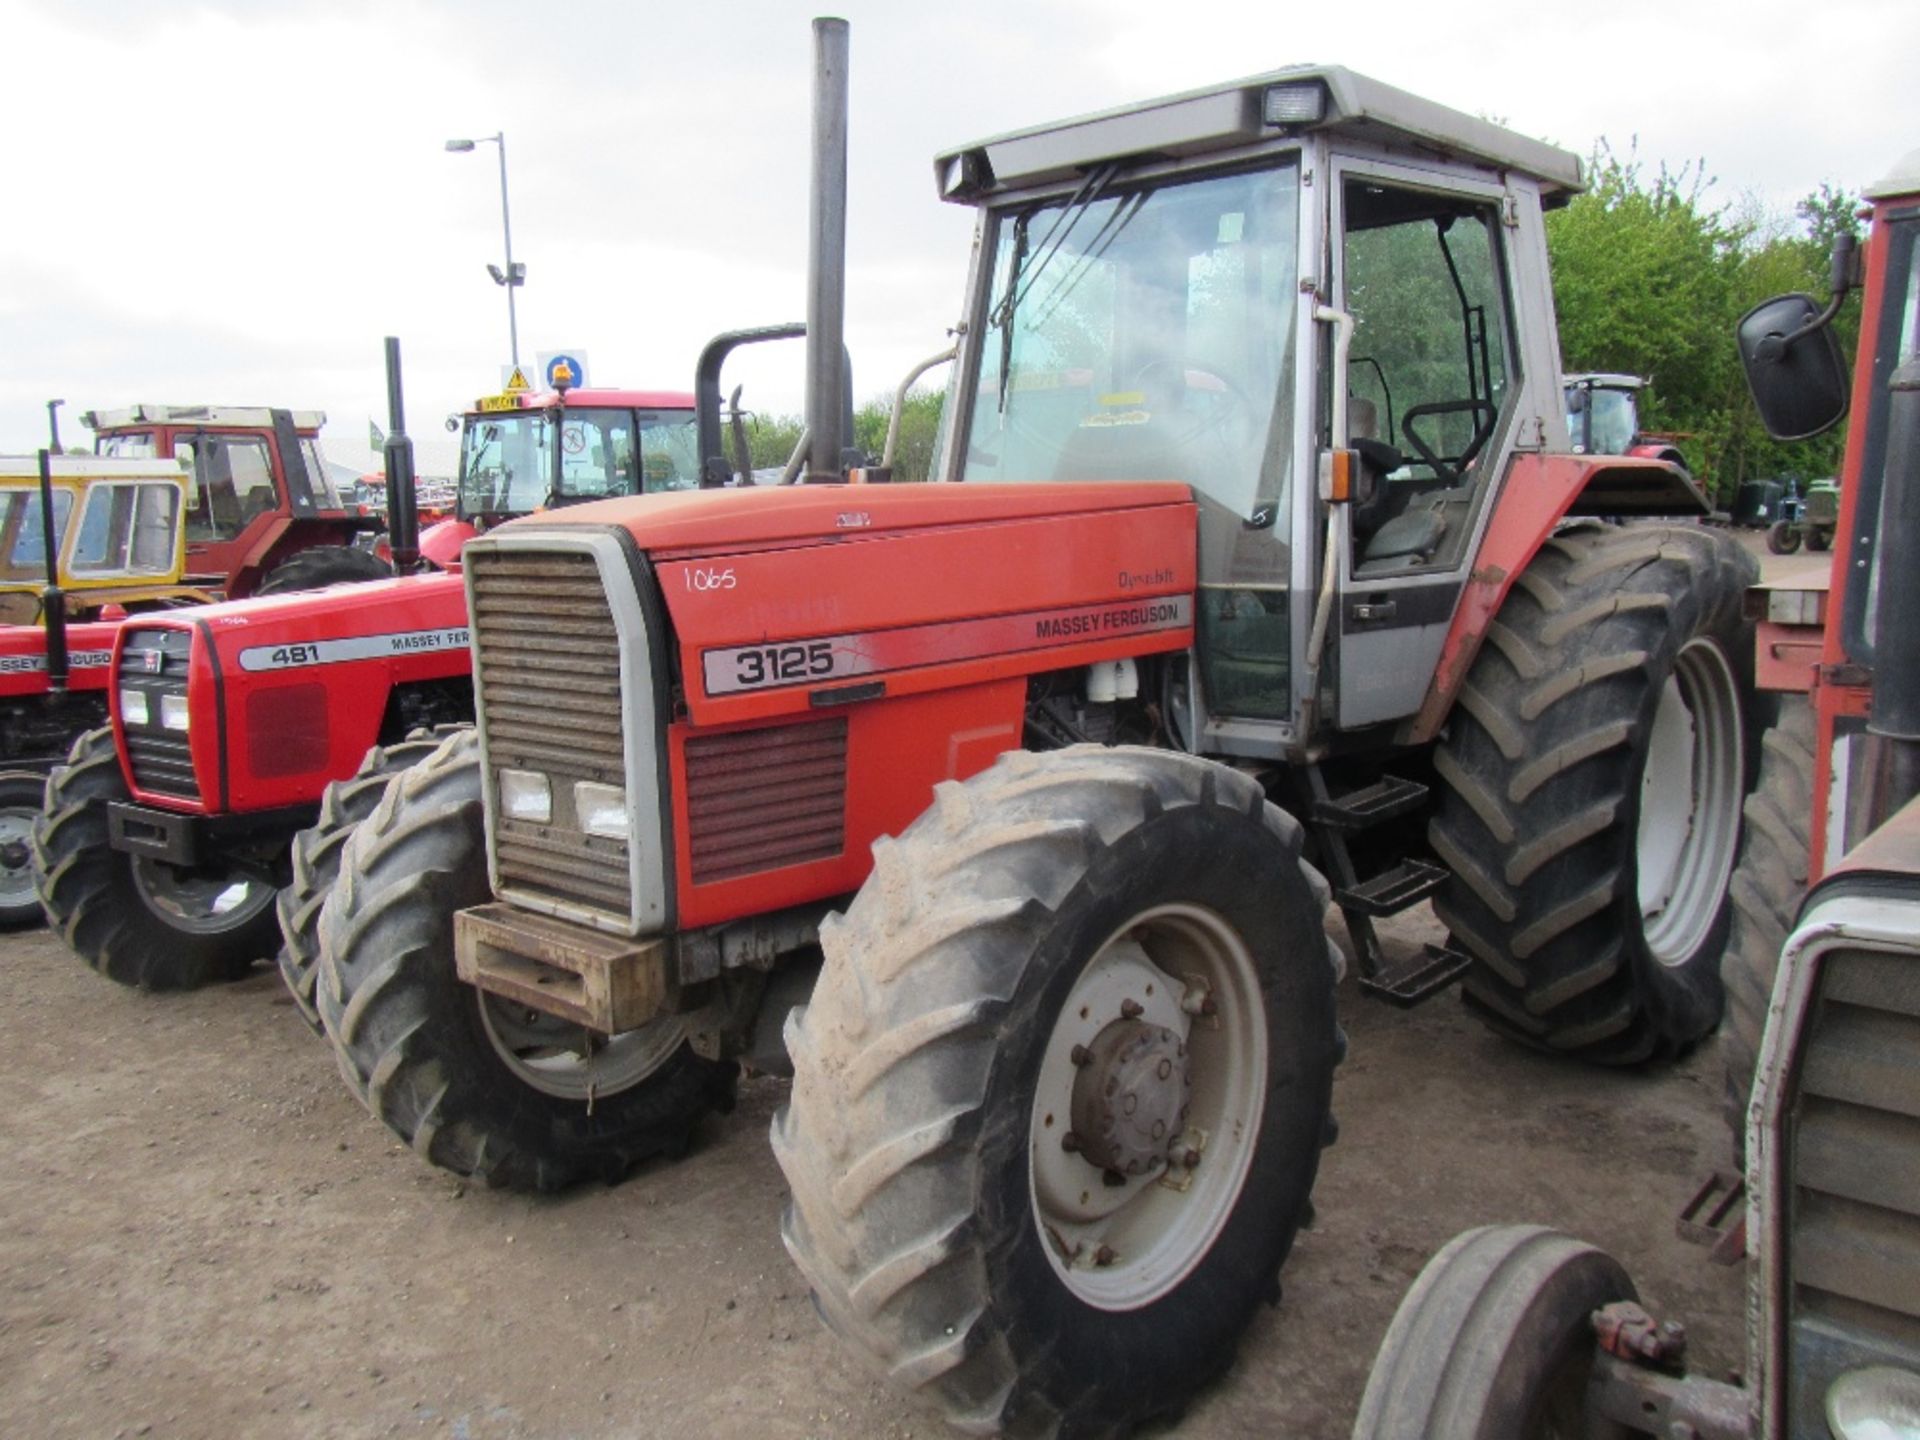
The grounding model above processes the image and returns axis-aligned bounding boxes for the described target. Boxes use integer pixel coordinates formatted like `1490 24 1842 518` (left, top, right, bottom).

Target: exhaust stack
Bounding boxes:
382 336 421 572
804 17 850 483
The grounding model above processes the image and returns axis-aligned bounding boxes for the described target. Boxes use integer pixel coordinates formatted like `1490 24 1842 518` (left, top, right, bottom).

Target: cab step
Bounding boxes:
1677 1169 1747 1265
1357 943 1471 1007
1311 774 1429 830
1335 858 1448 917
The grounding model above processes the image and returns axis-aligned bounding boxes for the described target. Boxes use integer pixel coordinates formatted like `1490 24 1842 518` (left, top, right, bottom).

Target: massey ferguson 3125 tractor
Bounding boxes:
30 372 698 1003
310 27 1761 1435
1351 147 1920 1440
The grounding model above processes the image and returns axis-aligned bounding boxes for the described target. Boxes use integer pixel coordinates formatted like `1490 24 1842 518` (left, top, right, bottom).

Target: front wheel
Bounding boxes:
314 729 736 1188
32 727 280 988
1766 519 1801 555
1807 527 1833 553
775 746 1343 1436
0 771 48 928
1352 1224 1635 1440
276 732 455 1031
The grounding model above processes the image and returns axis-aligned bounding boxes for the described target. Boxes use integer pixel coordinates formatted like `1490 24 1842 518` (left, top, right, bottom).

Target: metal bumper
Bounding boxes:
454 902 673 1034
107 800 317 868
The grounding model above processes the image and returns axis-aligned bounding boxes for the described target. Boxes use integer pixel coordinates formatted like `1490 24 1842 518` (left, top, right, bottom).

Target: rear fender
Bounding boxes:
1404 453 1706 745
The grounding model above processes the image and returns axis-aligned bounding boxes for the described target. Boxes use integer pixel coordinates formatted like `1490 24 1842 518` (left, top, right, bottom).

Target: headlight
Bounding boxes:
1827 1365 1920 1439
574 781 627 840
159 693 190 733
498 768 552 824
119 690 150 726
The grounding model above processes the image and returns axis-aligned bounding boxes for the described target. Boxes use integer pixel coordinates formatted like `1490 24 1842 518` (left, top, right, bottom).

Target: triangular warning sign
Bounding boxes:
503 366 532 394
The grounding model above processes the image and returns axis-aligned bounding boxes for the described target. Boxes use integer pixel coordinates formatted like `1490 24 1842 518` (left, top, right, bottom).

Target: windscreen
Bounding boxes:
961 160 1302 525
0 489 74 579
460 407 700 518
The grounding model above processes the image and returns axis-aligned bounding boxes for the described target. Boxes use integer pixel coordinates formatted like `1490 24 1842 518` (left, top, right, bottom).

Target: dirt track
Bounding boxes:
0 906 1745 1440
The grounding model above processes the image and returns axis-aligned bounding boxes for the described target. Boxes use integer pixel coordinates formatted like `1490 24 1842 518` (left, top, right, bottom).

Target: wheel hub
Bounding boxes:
1069 1019 1190 1178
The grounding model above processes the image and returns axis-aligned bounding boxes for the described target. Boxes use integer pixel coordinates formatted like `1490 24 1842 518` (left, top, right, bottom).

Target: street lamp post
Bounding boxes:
445 131 524 370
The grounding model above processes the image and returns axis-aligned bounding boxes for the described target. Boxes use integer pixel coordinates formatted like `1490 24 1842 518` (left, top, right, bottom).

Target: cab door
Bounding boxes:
1326 159 1535 730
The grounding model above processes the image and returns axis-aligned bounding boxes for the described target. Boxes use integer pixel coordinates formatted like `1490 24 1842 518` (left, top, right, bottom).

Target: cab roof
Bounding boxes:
1864 147 1920 202
0 455 190 483
82 404 326 432
935 63 1584 205
469 388 696 413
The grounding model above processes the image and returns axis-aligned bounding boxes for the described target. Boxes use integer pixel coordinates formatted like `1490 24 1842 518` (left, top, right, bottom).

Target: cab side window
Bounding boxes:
173 435 277 540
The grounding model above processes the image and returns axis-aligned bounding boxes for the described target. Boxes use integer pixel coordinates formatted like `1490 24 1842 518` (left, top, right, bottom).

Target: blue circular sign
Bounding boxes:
545 353 586 389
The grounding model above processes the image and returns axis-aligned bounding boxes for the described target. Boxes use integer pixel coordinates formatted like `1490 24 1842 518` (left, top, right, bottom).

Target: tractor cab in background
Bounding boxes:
421 386 700 567
83 404 389 596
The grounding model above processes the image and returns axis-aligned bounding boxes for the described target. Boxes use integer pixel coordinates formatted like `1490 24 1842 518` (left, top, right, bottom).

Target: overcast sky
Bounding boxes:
3 0 1914 475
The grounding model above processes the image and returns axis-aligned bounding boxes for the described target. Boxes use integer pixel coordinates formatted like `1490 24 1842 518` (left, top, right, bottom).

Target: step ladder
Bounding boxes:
1307 767 1469 1006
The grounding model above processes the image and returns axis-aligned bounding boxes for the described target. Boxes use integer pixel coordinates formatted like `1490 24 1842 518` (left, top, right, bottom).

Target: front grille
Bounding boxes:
1786 945 1920 1426
468 546 632 920
117 628 198 800
685 719 847 884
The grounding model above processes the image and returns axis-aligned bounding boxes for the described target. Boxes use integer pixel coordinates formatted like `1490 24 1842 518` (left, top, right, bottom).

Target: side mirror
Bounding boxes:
1566 387 1588 414
1737 293 1850 442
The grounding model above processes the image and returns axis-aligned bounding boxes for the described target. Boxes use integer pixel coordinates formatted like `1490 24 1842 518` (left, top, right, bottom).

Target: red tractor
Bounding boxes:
1351 147 1920 1440
32 377 699 1010
1562 371 1692 471
302 28 1765 1436
83 404 394 596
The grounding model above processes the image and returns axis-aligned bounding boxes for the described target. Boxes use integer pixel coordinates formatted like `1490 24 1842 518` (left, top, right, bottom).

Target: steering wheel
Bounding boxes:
1131 359 1254 420
1401 399 1496 485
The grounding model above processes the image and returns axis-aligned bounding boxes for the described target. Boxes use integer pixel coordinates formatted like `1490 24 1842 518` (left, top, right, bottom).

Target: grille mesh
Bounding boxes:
685 718 847 885
469 547 632 919
1788 946 1920 1405
117 628 198 800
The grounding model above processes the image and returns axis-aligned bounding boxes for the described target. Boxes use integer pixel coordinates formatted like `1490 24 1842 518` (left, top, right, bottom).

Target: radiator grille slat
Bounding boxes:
468 547 632 920
685 719 847 885
1789 947 1920 1408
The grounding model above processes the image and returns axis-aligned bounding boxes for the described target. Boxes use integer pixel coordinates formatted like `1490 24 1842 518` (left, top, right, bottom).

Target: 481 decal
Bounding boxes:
238 626 470 672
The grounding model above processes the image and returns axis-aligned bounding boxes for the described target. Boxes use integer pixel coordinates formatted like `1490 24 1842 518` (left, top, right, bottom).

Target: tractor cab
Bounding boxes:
82 403 380 597
0 456 203 624
455 386 700 528
1563 371 1645 455
933 66 1702 753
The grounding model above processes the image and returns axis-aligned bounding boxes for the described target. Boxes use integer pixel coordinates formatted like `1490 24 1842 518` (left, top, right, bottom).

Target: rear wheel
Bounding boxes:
1352 1224 1636 1440
1807 527 1833 553
0 771 47 928
775 746 1343 1437
32 727 279 989
314 729 735 1187
1720 697 1814 1159
256 544 391 595
1430 524 1759 1062
275 733 452 1032
1766 520 1801 555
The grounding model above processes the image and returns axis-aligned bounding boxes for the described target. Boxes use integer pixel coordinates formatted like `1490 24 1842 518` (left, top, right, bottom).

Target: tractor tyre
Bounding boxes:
32 726 280 989
275 733 452 1032
1807 527 1833 553
1351 1224 1635 1440
1720 697 1814 1162
774 745 1343 1438
0 770 48 928
255 544 392 595
1430 524 1759 1063
314 729 736 1188
1766 520 1801 556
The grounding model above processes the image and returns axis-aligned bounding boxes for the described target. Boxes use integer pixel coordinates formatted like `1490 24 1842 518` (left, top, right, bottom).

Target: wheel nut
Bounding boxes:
1070 1044 1092 1067
1183 1148 1202 1169
1094 1245 1116 1267
1061 1131 1083 1154
1156 1058 1172 1080
1120 999 1144 1019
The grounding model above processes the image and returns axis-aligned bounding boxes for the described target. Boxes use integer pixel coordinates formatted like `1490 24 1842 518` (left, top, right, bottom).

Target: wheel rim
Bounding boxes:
477 995 685 1101
131 859 276 934
1636 637 1744 966
0 806 35 909
1028 903 1267 1311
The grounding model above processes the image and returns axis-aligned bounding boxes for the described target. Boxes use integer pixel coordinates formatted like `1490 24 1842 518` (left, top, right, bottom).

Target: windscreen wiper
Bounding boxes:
988 162 1120 410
